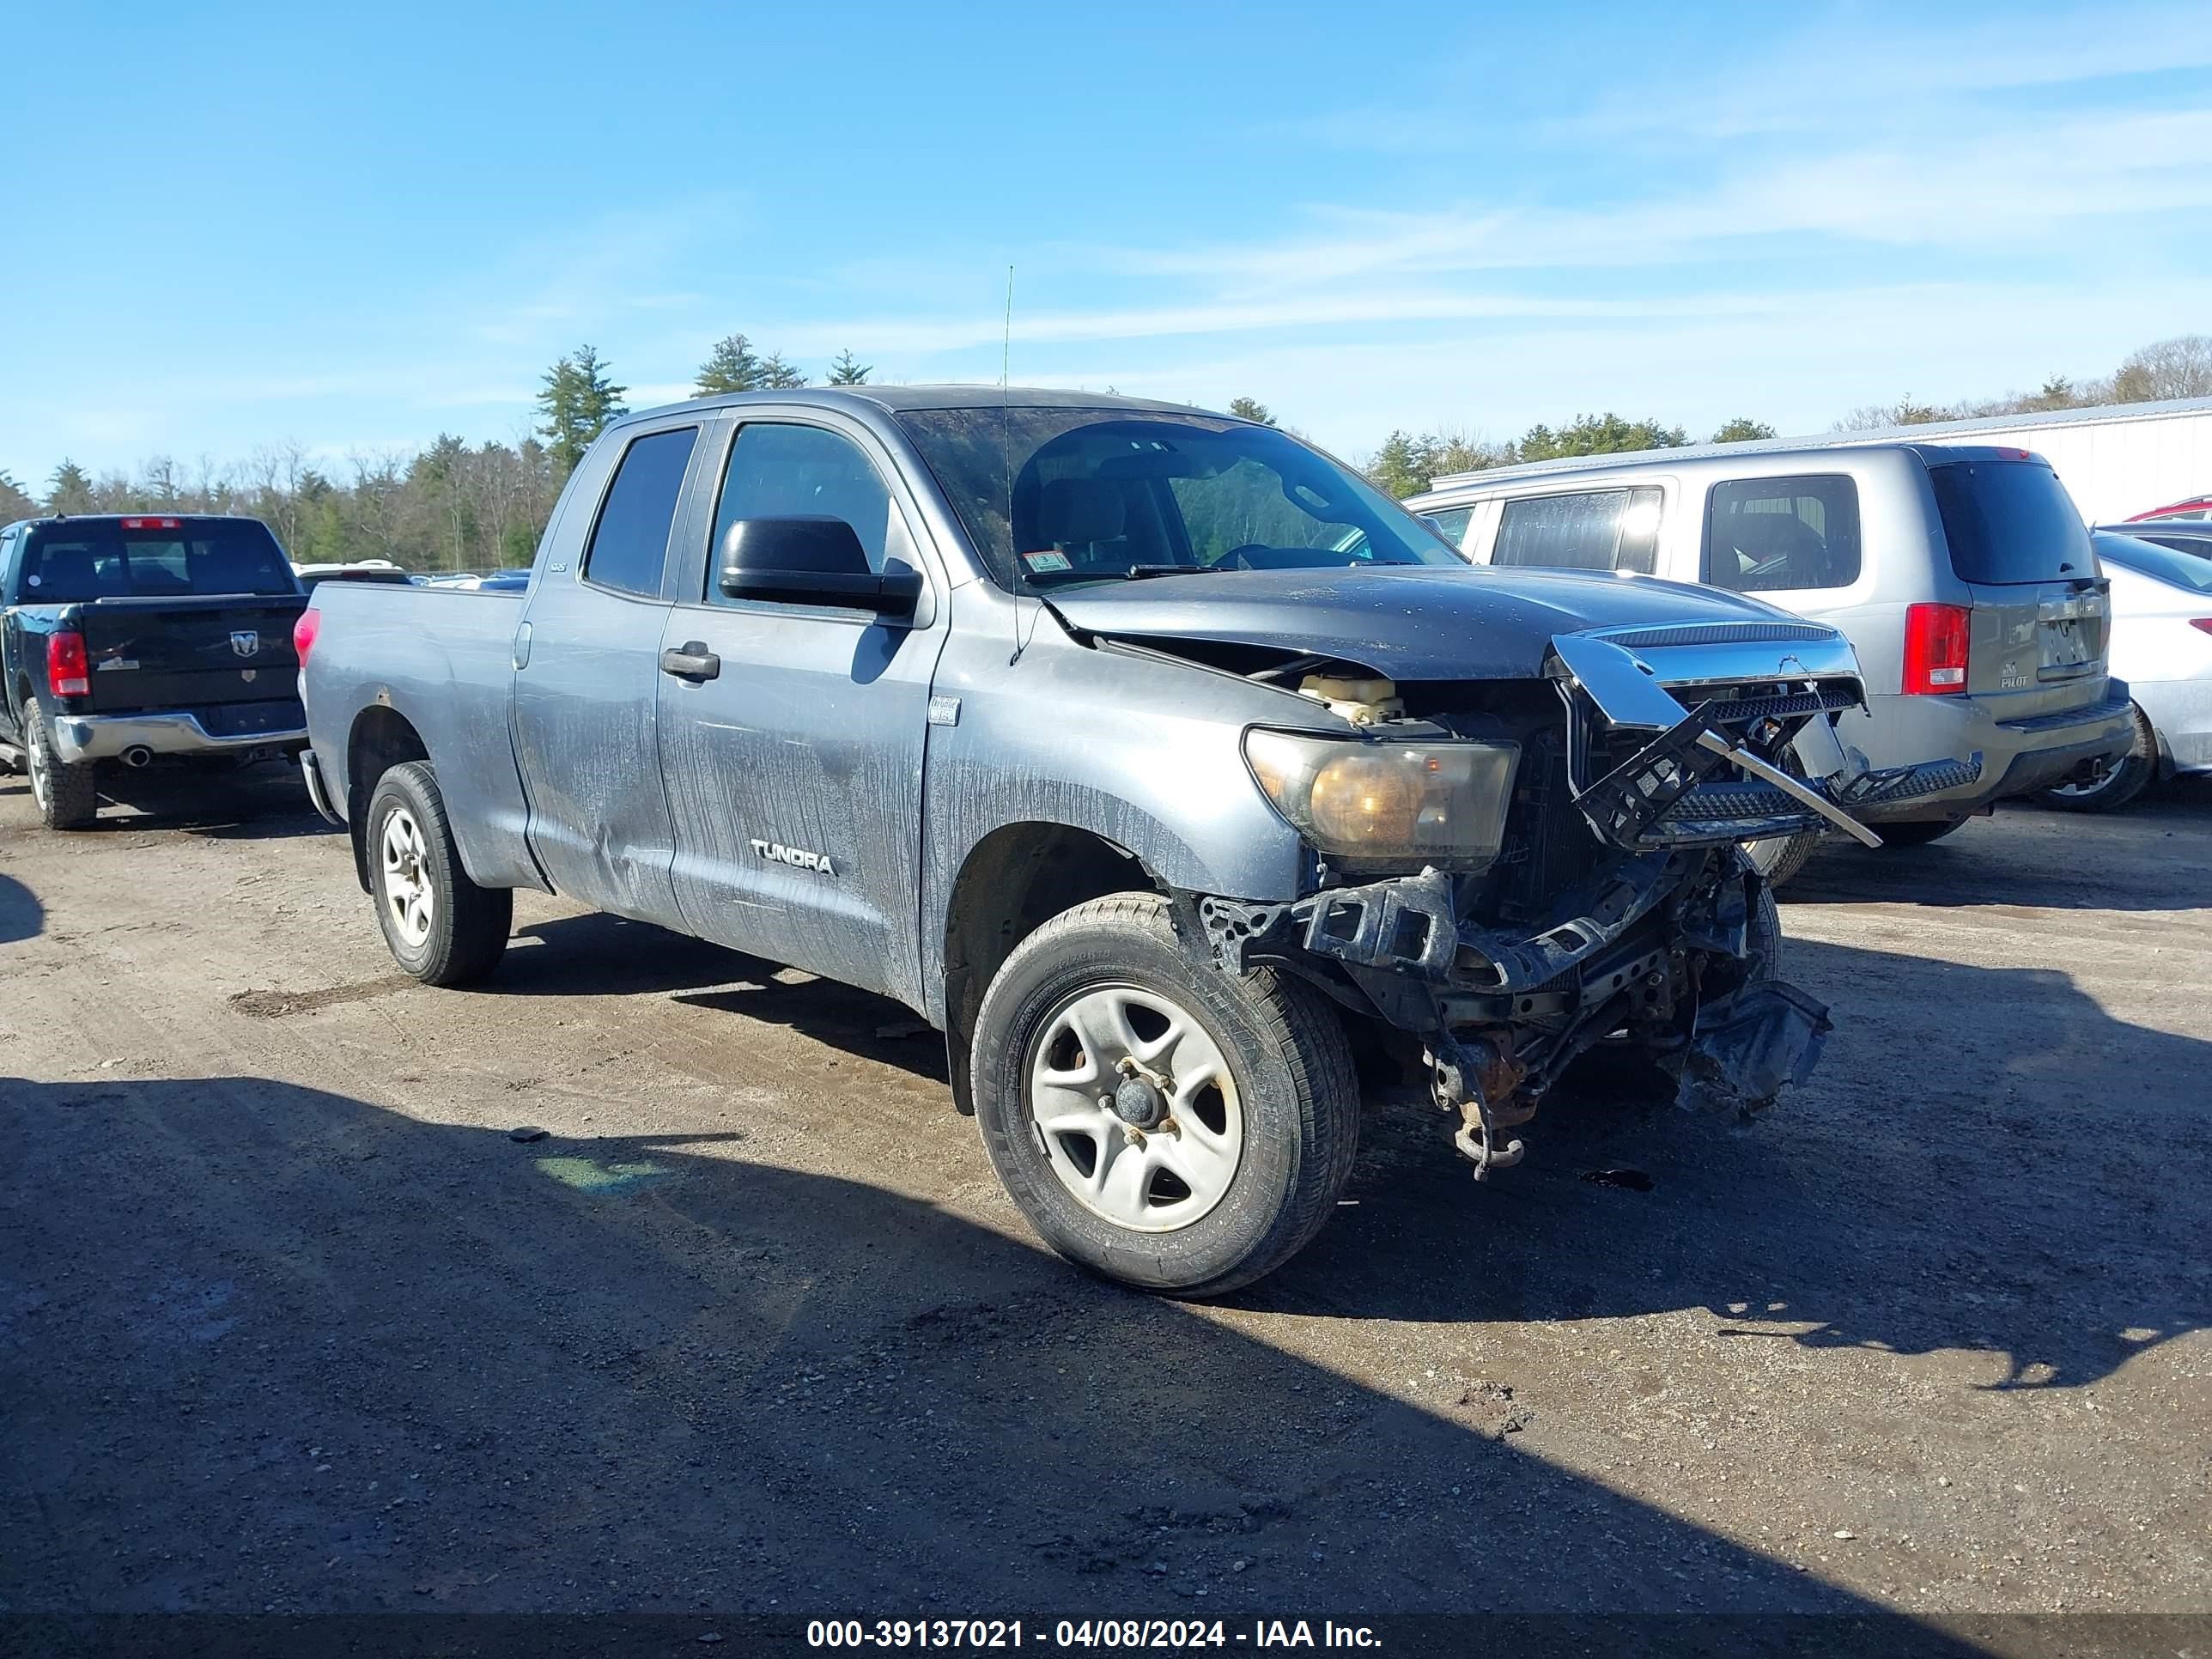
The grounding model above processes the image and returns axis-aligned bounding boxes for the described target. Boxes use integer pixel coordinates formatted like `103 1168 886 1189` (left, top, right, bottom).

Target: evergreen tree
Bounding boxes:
1366 431 1432 499
1227 397 1277 427
537 346 628 473
46 459 97 515
696 333 763 396
0 470 36 523
1711 417 1777 443
757 351 807 390
1518 413 1687 461
826 349 872 386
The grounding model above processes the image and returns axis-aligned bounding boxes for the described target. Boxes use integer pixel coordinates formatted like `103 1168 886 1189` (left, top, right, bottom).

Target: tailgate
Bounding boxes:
1962 578 2110 717
76 595 307 714
1926 452 2112 720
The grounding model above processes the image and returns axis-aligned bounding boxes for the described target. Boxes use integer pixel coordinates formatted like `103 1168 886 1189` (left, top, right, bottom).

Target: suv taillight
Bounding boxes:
1903 603 1971 695
46 631 90 698
293 607 320 666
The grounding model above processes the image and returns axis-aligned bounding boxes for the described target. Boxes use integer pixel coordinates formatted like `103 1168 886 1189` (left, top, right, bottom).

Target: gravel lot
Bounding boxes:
2 765 2207 1638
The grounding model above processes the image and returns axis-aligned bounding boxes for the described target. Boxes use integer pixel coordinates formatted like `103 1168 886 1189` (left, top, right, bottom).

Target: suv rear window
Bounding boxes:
1927 458 2094 584
1492 487 1662 574
1705 474 1862 592
20 520 297 601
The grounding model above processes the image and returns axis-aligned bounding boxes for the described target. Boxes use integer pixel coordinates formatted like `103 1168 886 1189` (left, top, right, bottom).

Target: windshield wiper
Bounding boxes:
1123 563 1217 580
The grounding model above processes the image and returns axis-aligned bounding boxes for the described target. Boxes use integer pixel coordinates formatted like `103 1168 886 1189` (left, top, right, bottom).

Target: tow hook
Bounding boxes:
1427 1034 1531 1180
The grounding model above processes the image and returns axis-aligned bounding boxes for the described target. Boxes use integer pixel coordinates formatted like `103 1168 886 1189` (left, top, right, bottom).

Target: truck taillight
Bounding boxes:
1903 603 1971 695
118 516 180 530
293 607 320 666
46 631 91 698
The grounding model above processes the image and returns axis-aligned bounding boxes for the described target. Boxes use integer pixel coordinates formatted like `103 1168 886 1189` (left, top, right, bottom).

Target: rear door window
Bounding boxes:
584 427 699 599
1926 458 2094 584
1705 475 1862 592
1492 488 1662 574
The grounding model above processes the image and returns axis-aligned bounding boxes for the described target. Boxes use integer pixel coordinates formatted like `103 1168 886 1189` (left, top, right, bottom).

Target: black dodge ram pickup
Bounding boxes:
0 514 309 828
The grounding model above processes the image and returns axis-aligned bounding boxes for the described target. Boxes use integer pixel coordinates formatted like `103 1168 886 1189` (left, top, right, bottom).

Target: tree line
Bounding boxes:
3 331 2205 550
1359 332 2212 497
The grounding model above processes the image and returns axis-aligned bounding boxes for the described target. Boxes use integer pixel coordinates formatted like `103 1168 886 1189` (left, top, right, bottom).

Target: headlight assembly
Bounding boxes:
1243 729 1519 871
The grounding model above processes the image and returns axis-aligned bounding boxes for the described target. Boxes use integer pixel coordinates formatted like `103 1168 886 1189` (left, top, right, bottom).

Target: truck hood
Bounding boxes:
1046 563 1821 680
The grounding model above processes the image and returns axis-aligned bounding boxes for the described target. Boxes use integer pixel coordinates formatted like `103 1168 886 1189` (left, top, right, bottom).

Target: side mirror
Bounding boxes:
717 516 921 617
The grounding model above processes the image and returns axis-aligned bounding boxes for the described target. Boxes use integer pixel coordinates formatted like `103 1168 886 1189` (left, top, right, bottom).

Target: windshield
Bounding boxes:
21 520 298 601
1925 458 2094 585
2093 531 2212 594
893 407 1462 592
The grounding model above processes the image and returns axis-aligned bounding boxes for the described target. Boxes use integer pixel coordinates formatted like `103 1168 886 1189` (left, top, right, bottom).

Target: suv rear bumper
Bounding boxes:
1844 684 2134 823
51 708 308 765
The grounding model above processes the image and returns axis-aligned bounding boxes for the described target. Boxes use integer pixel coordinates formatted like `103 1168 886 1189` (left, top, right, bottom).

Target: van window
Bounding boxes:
1421 505 1474 550
1926 458 2093 585
1705 475 1862 592
583 427 698 599
1492 488 1662 574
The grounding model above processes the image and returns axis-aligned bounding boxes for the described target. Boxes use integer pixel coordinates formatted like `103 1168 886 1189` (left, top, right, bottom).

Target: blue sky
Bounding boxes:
5 0 2210 483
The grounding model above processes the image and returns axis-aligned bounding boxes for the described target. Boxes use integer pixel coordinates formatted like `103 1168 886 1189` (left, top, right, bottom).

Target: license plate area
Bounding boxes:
2039 617 2094 677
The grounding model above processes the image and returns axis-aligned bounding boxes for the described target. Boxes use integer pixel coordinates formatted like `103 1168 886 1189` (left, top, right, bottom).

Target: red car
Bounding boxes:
2125 495 2212 522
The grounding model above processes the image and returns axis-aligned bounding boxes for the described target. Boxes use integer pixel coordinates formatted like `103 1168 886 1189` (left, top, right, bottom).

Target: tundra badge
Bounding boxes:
750 839 836 876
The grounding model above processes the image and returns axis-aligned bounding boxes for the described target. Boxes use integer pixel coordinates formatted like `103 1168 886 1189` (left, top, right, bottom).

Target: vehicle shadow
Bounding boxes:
0 872 42 944
483 914 951 1079
1250 934 2208 1394
0 1071 1984 1644
85 765 335 842
1786 785 2212 911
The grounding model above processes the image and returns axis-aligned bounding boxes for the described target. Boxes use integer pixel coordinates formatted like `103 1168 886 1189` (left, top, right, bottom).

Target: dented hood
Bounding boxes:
1046 563 1804 679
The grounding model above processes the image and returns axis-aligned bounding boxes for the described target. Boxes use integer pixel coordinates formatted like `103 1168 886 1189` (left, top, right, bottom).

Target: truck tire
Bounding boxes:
969 891 1358 1297
23 702 98 830
2037 703 2155 813
363 761 512 987
1741 828 1820 890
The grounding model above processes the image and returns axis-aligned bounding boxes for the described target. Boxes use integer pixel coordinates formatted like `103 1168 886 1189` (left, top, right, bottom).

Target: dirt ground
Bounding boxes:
1 763 2206 1639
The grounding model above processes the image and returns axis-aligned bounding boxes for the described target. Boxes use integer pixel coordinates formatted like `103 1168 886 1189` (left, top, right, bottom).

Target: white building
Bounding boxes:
1429 397 2212 526
1826 396 2212 524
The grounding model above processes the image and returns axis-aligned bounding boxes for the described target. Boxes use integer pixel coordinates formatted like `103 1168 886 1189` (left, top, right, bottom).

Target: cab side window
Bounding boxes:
583 426 700 599
707 422 912 600
1705 475 1862 592
1493 487 1662 574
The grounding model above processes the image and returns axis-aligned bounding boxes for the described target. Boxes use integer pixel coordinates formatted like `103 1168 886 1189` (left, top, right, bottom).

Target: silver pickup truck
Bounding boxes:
299 387 1954 1294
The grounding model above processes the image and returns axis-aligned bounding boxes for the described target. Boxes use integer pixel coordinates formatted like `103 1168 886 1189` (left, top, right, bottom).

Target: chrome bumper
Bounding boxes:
50 710 309 765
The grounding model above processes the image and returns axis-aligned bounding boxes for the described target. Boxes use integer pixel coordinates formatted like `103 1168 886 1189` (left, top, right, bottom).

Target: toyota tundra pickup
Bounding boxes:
298 388 1958 1294
1 514 309 828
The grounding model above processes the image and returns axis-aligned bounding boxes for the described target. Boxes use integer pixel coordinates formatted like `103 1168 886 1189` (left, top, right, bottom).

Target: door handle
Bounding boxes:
659 641 720 682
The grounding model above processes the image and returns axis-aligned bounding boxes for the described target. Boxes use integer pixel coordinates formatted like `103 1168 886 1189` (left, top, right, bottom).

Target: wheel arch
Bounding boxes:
344 706 430 893
939 820 1162 1115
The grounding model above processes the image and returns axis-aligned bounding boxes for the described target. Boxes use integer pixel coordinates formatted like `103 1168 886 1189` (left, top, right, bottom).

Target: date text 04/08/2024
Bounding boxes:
805 1620 1382 1649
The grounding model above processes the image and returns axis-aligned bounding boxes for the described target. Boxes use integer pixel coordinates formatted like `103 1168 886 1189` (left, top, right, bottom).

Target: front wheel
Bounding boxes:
969 892 1359 1297
364 762 512 986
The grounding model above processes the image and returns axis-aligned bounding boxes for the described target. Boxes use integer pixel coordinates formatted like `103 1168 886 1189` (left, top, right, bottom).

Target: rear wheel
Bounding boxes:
969 891 1359 1297
23 702 98 830
364 762 512 986
2038 704 2155 813
1875 817 1968 848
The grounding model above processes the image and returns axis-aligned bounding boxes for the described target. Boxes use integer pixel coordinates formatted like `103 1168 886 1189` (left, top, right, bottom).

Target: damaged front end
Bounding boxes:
1196 623 1967 1180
